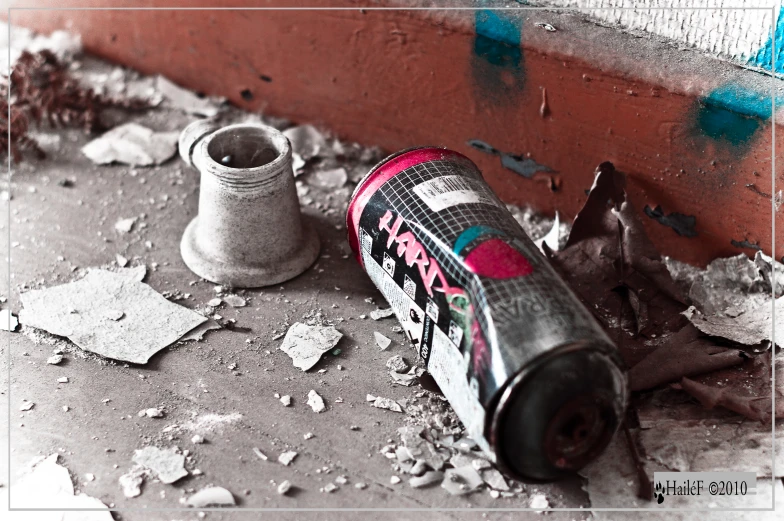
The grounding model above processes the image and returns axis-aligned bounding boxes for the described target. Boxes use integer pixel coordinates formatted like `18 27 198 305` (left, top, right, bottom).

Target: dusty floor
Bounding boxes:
2 47 783 521
0 59 594 520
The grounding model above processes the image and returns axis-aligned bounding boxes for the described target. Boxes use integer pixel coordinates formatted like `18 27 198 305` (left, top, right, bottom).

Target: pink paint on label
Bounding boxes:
463 239 533 279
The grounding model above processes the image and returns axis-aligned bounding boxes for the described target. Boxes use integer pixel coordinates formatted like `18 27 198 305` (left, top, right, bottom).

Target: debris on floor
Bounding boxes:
1 43 150 162
277 480 292 495
533 211 561 253
385 355 409 373
370 396 403 413
374 331 392 350
156 75 223 117
545 163 752 392
185 486 236 507
10 454 113 517
178 318 221 342
278 450 298 466
283 124 329 161
118 466 148 498
369 307 394 320
114 217 137 234
684 301 782 346
223 294 247 307
7 30 781 515
307 389 326 413
0 308 18 331
132 446 188 484
18 268 208 363
81 122 179 166
279 322 343 371
441 466 484 495
310 167 348 189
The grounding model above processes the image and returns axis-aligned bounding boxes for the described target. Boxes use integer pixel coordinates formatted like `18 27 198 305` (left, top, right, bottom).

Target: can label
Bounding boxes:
348 148 613 454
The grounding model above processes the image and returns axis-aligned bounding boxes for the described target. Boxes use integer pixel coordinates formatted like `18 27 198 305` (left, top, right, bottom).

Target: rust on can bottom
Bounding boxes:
346 147 628 481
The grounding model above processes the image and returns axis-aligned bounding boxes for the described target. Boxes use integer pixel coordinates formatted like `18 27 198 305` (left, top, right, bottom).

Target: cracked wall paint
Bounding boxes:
643 205 698 238
467 139 554 183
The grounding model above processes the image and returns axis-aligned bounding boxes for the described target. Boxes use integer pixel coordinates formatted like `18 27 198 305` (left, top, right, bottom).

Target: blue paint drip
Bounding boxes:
749 8 784 73
697 83 777 146
453 225 505 255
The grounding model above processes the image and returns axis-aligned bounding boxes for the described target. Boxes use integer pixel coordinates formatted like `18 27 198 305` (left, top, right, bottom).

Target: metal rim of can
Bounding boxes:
345 146 470 265
489 340 628 480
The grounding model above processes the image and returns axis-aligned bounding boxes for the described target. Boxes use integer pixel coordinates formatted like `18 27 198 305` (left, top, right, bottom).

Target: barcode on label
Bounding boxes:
413 175 497 212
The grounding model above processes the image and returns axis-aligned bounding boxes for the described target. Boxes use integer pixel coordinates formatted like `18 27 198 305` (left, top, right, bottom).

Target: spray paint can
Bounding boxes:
346 147 628 481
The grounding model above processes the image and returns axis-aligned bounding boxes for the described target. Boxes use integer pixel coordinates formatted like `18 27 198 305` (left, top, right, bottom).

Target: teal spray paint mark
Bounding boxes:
471 7 526 103
453 225 506 255
749 7 784 73
474 9 522 68
697 83 778 147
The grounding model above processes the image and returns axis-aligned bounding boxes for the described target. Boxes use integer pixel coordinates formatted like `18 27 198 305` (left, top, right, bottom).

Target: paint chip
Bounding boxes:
279 322 343 371
223 294 246 307
114 217 136 234
18 269 207 364
644 205 698 238
371 396 403 413
81 123 179 166
132 446 188 484
278 451 298 466
11 454 112 516
283 124 329 161
374 332 392 350
277 480 292 495
529 492 549 512
307 389 326 413
441 466 484 495
118 467 147 498
370 307 394 320
409 470 444 489
684 300 782 346
534 22 557 32
385 355 409 373
185 486 236 507
1 308 19 331
252 447 268 461
310 167 348 188
156 75 223 117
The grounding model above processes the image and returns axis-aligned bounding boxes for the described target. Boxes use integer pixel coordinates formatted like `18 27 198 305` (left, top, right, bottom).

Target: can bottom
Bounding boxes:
493 348 626 481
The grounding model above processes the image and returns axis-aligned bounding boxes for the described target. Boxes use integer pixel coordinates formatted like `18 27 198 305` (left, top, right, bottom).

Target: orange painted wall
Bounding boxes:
6 1 780 266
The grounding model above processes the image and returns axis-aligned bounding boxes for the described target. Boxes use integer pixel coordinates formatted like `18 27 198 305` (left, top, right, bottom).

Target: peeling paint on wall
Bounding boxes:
643 205 698 238
731 239 762 251
467 139 556 188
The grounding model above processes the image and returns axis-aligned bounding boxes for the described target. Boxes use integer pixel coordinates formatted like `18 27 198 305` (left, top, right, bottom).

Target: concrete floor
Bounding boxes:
0 99 592 520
